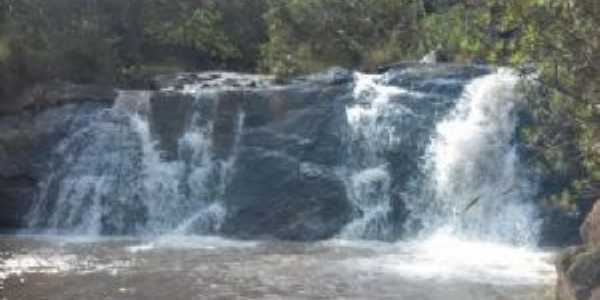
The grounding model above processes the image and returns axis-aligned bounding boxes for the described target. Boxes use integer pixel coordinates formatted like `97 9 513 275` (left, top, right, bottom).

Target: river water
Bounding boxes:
0 234 554 300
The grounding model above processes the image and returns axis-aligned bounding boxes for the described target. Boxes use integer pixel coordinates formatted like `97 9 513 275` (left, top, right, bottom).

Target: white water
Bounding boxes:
349 234 555 286
28 91 152 234
408 68 539 245
123 91 243 235
341 73 418 239
29 90 244 236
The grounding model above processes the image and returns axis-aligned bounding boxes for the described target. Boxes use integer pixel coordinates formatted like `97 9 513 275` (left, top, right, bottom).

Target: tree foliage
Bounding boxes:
261 0 423 77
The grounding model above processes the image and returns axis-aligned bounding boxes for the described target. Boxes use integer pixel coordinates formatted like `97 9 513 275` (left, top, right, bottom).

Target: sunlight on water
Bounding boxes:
350 231 556 286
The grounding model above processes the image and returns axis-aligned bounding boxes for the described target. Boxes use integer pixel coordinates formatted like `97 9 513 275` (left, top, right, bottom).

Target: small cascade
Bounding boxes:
406 69 539 245
29 88 245 236
29 91 150 234
340 73 416 240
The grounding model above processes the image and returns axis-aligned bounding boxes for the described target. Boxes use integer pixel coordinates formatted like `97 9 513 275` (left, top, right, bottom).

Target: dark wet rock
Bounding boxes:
222 85 353 240
212 91 245 159
300 67 354 86
539 207 585 247
148 92 195 160
0 176 36 228
222 147 352 240
376 61 423 73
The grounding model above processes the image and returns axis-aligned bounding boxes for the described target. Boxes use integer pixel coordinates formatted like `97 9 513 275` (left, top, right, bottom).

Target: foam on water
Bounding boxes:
126 235 259 253
0 250 134 290
351 232 556 286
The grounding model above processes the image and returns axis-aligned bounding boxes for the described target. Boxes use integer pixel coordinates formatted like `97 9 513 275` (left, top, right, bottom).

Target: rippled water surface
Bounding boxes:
0 235 555 300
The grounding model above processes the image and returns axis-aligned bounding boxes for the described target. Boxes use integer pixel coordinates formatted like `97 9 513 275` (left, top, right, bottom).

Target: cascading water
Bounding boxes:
340 73 417 239
28 88 244 236
339 67 540 245
340 67 483 240
406 68 539 245
338 67 554 289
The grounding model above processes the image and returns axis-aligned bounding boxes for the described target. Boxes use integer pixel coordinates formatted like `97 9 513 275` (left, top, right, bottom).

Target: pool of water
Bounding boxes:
0 234 556 300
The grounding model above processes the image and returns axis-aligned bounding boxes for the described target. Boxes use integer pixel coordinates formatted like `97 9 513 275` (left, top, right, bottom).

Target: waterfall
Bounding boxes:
28 92 149 235
340 67 540 245
25 66 540 244
29 89 243 236
406 68 539 245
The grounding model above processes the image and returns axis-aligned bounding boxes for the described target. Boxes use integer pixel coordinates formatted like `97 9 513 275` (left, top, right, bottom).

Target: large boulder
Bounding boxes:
557 200 600 300
221 84 354 240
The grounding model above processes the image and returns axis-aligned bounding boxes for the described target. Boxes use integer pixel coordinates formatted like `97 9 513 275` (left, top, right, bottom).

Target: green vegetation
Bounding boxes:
0 0 598 207
0 0 266 99
261 0 422 77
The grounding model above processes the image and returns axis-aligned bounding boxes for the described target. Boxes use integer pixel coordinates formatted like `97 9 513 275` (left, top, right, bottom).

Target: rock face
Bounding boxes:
557 200 600 300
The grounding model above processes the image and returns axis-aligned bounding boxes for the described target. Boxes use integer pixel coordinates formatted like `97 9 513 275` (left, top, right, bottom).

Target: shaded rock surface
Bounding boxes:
557 200 600 300
539 207 585 247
